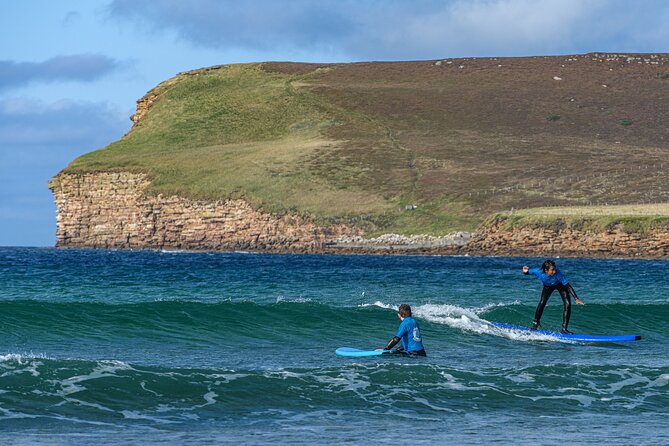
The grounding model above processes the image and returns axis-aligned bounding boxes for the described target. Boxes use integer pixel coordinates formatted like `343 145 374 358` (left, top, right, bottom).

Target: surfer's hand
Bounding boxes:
575 298 585 305
522 266 529 274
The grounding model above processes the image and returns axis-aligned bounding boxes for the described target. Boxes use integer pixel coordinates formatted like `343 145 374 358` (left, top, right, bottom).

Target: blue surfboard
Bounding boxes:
491 322 641 343
336 347 391 357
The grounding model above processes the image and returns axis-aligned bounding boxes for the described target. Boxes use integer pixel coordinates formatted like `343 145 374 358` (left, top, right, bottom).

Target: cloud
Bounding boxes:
109 0 356 55
0 97 129 151
108 0 669 60
0 54 121 92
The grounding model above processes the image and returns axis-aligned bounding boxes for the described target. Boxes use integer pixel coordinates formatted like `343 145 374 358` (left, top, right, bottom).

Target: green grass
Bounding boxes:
366 200 480 235
72 64 320 173
67 63 417 228
489 204 669 234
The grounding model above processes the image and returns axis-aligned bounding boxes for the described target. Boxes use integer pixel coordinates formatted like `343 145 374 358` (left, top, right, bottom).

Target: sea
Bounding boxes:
0 247 667 445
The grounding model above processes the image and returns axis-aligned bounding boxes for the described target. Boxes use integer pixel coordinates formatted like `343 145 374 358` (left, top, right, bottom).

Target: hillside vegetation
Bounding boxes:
65 54 669 234
490 203 669 234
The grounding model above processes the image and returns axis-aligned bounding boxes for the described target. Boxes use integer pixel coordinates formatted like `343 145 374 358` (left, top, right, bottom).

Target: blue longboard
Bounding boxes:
492 322 641 343
336 347 391 357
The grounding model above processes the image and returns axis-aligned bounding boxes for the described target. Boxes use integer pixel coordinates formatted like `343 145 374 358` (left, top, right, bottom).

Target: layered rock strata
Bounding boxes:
49 172 361 251
49 172 669 257
469 216 669 257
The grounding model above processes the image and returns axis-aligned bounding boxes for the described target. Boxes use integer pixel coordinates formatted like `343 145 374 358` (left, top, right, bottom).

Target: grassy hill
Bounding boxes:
65 54 669 235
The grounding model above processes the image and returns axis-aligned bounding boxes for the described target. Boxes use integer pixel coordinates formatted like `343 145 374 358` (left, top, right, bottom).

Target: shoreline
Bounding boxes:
48 243 669 260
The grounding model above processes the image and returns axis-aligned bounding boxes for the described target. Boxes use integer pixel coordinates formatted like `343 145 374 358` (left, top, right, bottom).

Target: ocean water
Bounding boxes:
0 247 667 445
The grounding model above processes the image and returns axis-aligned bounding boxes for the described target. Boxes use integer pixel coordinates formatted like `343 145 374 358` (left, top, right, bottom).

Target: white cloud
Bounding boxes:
0 97 128 148
108 0 669 60
0 54 121 92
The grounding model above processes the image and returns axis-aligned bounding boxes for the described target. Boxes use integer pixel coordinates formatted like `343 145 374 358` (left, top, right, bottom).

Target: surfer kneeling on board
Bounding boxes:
381 304 427 356
522 259 585 334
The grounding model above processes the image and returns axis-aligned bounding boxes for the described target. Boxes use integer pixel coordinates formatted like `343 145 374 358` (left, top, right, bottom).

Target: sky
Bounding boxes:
1 0 668 247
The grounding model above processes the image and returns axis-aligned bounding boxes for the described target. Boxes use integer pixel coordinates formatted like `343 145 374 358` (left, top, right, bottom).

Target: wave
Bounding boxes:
359 300 667 342
0 355 667 428
0 299 666 346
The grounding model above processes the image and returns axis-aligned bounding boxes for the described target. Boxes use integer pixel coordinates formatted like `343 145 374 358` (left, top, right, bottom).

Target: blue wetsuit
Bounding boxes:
395 316 425 353
525 267 580 331
385 316 426 356
527 267 569 287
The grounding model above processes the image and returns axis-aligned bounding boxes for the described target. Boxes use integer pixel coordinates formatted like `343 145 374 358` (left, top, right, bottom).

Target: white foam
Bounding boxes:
524 393 596 407
140 380 162 397
412 397 457 412
647 374 669 388
275 296 312 304
313 369 373 396
477 300 522 312
359 300 519 316
413 303 481 323
606 376 650 393
412 303 572 343
60 398 115 413
0 353 47 378
0 406 39 420
359 301 397 310
0 352 50 363
121 410 178 424
507 372 537 383
436 371 484 391
55 360 133 397
202 390 217 405
358 301 573 343
209 372 250 383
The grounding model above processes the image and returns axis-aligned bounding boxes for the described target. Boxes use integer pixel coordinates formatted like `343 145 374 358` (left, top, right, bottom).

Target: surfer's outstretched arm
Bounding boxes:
566 283 585 305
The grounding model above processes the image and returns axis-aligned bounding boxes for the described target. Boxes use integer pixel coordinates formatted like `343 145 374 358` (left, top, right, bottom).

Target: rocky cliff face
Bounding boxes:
469 216 669 257
49 172 361 251
49 172 668 257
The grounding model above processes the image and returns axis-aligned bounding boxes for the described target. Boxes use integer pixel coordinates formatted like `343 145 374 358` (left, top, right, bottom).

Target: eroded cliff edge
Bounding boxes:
49 172 361 252
470 215 669 258
49 171 669 257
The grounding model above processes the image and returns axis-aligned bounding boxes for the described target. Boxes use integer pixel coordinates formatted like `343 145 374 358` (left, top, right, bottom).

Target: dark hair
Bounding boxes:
541 259 556 272
398 304 412 317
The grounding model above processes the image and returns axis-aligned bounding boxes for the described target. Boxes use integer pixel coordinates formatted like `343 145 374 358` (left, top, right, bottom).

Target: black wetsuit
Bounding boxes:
384 335 427 357
525 267 580 332
533 282 580 331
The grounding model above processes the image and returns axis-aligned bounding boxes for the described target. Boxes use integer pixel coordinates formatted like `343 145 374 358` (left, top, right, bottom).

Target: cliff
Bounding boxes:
49 171 669 257
49 172 360 251
50 54 669 256
469 214 669 257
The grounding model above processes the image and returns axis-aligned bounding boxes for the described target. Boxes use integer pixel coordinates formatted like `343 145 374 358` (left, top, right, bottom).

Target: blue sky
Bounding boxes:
1 0 668 246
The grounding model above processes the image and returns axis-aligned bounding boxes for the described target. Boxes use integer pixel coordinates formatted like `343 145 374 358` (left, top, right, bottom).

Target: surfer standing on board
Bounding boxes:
522 260 585 334
382 304 427 356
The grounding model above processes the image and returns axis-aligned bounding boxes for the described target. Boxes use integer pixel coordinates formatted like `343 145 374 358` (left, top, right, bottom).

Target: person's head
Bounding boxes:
541 259 557 276
398 304 412 319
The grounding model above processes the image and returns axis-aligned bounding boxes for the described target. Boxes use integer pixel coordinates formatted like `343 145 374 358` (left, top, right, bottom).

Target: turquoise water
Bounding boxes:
0 248 667 445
